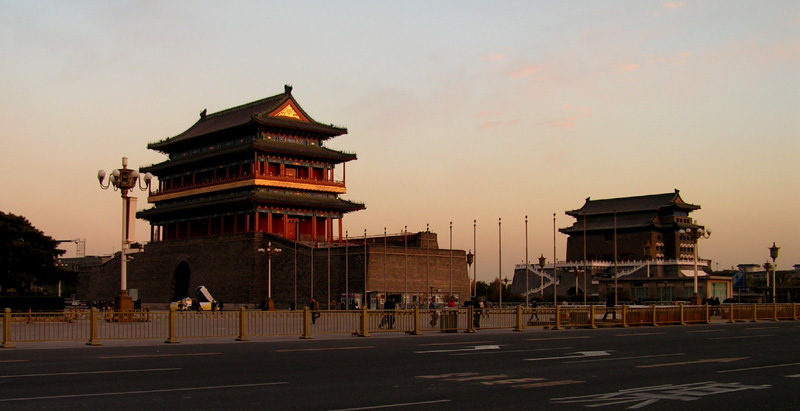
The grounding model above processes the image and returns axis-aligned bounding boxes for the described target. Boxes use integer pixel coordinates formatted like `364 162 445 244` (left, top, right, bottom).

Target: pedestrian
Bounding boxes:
429 297 439 327
529 299 539 322
602 292 616 320
472 297 482 328
447 296 456 308
310 298 320 324
211 300 217 312
380 297 396 329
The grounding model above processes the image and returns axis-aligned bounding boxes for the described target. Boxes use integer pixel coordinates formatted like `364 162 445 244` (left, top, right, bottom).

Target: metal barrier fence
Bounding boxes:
2 303 798 348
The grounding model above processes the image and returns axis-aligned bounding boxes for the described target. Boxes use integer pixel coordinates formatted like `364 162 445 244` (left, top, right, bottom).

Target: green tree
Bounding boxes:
0 211 77 294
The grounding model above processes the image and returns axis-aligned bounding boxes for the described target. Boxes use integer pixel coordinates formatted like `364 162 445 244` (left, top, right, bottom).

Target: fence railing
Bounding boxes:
2 303 798 348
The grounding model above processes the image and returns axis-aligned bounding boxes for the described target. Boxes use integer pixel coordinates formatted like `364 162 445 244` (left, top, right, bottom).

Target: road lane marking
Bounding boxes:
527 336 590 342
708 334 772 340
615 332 665 337
0 360 28 363
99 352 222 359
417 340 495 347
525 351 611 361
637 357 747 368
480 378 546 385
718 362 800 373
744 327 779 330
326 399 451 411
566 353 685 364
515 380 583 388
276 346 375 353
0 368 181 379
786 374 800 378
686 329 726 333
450 347 572 356
418 372 478 379
0 382 288 402
415 345 500 354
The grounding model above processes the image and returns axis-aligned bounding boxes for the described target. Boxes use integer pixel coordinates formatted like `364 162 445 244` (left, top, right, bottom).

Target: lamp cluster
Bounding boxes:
97 157 153 193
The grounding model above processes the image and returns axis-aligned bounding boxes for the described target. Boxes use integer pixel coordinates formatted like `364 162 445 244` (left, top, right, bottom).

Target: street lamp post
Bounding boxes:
97 157 152 311
466 250 474 298
257 242 282 310
525 215 529 307
769 242 780 304
538 254 546 297
679 224 711 305
498 218 502 308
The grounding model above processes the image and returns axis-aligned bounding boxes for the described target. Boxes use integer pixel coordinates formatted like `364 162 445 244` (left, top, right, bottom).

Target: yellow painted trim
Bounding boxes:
149 178 346 202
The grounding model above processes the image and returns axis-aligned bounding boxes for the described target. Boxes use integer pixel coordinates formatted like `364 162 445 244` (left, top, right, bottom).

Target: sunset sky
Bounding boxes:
1 1 798 283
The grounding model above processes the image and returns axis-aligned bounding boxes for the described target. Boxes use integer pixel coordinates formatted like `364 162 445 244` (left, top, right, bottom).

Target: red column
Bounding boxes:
327 216 332 242
312 215 317 243
267 211 273 234
338 217 343 243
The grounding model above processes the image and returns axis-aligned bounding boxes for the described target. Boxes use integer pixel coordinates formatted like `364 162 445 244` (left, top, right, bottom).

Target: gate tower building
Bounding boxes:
138 85 365 242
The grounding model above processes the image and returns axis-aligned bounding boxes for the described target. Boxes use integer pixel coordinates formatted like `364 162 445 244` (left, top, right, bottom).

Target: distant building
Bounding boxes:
511 190 731 303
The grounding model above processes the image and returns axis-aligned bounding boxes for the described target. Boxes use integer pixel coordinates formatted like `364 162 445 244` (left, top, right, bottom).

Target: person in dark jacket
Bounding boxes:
602 292 616 320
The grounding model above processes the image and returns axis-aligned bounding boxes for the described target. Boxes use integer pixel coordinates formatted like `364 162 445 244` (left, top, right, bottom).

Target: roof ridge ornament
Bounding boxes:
285 84 292 94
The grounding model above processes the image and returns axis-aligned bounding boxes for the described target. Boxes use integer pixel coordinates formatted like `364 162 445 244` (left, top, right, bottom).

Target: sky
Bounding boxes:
1 1 798 283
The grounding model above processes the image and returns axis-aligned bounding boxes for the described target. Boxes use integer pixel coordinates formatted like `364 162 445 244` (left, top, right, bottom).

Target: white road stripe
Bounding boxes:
566 353 685 364
0 382 288 402
0 368 181 379
326 399 451 410
708 334 773 340
718 362 800 373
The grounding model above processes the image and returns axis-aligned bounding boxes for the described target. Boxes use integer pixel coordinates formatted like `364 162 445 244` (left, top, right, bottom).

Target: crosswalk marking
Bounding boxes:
416 373 584 389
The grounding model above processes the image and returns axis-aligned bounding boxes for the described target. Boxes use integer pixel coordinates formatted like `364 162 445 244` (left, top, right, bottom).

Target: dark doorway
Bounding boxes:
173 261 191 301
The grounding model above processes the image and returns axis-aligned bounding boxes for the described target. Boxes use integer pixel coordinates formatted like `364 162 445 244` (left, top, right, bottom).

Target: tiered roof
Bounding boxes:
148 85 347 153
560 189 700 233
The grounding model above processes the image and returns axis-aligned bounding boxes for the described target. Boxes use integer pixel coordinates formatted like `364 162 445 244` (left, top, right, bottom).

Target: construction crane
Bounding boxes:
56 238 86 258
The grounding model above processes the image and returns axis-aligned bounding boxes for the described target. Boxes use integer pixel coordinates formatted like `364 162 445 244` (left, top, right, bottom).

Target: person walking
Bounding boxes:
310 297 320 324
602 292 616 321
428 297 439 327
380 297 396 329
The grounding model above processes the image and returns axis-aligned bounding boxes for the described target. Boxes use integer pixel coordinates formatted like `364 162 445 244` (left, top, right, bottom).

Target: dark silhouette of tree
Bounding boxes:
0 211 77 294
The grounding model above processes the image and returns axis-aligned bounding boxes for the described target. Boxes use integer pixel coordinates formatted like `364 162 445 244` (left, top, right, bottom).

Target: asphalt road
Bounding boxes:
1 321 799 410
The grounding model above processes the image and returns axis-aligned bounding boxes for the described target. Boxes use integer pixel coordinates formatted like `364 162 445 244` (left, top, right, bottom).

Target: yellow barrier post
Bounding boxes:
772 303 778 322
679 303 686 326
752 303 758 323
622 305 629 328
651 305 658 327
464 306 476 333
86 308 101 346
794 303 798 321
2 308 15 349
553 305 562 330
301 307 313 339
236 307 249 341
164 306 180 344
513 305 523 332
356 306 370 338
409 306 422 335
729 304 736 323
589 305 597 329
705 304 711 324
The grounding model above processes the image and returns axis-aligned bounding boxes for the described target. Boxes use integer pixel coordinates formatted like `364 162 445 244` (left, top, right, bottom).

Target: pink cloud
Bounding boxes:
481 53 506 61
478 119 520 130
547 117 576 128
562 103 571 110
663 1 686 9
507 65 544 78
618 63 641 73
